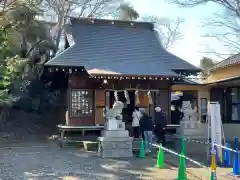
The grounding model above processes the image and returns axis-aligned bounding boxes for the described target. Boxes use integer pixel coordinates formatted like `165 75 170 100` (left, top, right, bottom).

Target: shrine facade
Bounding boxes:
45 18 200 127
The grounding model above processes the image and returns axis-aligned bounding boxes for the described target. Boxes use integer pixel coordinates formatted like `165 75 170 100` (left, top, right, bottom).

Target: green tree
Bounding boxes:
200 57 217 69
3 0 56 58
199 57 218 78
0 26 27 106
0 0 57 111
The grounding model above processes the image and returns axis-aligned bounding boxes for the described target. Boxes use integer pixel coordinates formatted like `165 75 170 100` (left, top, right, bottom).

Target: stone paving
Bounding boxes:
0 140 236 180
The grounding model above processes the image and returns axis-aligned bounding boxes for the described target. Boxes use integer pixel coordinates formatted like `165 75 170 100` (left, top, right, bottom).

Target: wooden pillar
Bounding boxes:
155 89 170 124
95 89 105 125
105 91 110 108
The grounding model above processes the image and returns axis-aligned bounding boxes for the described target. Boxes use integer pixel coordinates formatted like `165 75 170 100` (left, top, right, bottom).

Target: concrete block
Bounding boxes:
98 137 133 158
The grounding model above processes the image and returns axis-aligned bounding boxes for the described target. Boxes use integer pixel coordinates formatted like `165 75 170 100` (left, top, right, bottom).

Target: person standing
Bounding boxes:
155 107 167 146
139 112 154 153
132 107 141 139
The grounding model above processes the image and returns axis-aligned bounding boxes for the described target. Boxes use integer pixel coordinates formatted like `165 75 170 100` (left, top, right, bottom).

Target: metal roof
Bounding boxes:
208 53 240 72
46 18 200 76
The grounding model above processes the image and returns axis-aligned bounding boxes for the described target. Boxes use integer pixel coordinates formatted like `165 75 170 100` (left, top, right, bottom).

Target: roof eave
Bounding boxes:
205 76 240 85
172 69 202 75
89 73 181 78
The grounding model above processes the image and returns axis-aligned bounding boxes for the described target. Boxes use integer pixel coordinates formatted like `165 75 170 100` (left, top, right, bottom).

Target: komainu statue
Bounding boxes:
182 101 199 122
103 101 124 130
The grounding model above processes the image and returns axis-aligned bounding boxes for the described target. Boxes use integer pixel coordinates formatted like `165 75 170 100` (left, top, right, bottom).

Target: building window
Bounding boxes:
71 90 93 117
201 98 207 123
231 88 240 121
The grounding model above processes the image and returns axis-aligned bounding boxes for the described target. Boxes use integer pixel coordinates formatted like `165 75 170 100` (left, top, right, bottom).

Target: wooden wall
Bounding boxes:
155 90 171 123
95 89 105 125
68 72 100 126
205 64 240 83
67 72 171 126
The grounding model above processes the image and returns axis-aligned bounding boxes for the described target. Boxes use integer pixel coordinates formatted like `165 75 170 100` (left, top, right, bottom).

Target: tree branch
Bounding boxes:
142 16 184 49
41 0 121 49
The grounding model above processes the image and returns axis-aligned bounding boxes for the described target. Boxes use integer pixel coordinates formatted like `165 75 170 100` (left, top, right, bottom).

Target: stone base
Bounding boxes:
180 121 208 140
106 119 125 130
101 130 129 137
98 133 133 158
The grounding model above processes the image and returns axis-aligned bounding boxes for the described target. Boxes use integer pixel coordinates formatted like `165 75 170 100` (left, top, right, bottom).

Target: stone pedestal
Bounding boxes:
98 119 133 158
180 121 208 140
180 121 209 155
106 119 125 130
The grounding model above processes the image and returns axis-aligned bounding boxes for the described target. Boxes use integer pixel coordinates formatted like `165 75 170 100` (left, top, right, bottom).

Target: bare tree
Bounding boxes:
169 0 240 15
41 0 122 51
201 10 240 58
142 15 184 49
169 0 240 56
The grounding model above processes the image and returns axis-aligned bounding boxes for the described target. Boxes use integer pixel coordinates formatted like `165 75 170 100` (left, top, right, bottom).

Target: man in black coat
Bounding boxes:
139 112 154 153
154 107 167 146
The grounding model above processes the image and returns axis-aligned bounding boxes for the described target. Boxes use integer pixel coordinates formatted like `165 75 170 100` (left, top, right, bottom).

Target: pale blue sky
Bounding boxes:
129 0 222 66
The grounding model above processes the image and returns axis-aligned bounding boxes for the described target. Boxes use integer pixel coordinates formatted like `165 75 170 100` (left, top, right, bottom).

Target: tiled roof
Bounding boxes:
45 18 200 76
208 53 240 72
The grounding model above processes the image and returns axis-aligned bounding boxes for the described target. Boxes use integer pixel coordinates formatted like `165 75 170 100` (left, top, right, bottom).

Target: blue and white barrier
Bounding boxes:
151 143 207 168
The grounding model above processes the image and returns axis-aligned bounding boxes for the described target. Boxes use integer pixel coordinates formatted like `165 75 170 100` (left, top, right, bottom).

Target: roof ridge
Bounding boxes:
70 17 154 31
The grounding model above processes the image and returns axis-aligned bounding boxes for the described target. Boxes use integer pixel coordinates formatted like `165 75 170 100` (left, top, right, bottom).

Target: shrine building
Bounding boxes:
44 18 201 131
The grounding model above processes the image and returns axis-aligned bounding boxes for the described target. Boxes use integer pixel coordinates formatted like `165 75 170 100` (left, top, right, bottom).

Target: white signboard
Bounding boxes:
209 102 223 161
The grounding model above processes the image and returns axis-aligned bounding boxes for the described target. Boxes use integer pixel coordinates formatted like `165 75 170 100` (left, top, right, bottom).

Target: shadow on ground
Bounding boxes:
0 139 179 180
0 135 235 180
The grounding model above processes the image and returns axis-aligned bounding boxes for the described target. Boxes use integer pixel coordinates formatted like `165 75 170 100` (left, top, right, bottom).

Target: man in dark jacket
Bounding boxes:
155 107 167 146
139 112 154 153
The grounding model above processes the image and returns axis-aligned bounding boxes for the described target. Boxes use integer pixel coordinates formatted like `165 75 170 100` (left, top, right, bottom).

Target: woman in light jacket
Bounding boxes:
132 107 142 139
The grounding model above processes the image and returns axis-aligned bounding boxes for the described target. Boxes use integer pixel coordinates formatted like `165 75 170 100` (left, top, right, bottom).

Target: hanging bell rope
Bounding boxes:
147 90 153 105
114 91 118 102
135 90 140 105
124 90 130 104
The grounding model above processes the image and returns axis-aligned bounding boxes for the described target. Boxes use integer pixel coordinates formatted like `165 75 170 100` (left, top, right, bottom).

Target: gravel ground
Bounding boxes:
0 140 235 180
0 141 178 180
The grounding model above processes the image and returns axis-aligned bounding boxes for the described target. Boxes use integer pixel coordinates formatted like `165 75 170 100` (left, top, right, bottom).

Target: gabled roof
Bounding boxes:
45 18 200 76
208 53 240 72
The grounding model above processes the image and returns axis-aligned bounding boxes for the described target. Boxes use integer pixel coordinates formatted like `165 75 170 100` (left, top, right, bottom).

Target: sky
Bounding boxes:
128 0 222 67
